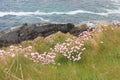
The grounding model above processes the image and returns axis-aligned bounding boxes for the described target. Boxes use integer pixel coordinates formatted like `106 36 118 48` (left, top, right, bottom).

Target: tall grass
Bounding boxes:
0 25 120 80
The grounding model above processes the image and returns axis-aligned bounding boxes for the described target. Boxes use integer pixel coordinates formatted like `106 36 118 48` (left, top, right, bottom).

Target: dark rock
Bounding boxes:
70 24 89 36
70 23 96 36
0 23 75 47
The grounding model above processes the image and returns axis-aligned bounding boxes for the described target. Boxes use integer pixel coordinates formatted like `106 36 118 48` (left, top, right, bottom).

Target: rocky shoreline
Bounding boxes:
0 23 92 47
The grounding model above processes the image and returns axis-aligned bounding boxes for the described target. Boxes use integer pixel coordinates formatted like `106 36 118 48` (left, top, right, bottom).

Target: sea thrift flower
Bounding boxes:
50 31 90 61
0 50 6 56
24 46 33 52
29 51 56 64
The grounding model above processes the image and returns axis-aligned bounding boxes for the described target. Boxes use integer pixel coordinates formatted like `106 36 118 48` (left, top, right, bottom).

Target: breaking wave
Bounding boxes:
0 10 111 17
36 17 50 22
1 8 120 17
111 0 119 3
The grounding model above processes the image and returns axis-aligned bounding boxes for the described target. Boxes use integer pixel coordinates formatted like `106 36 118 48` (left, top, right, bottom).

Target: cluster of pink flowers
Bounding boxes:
30 52 56 64
28 30 93 63
52 39 83 61
47 30 93 61
0 45 56 64
0 50 6 57
0 45 33 59
0 45 19 58
78 31 93 40
23 46 33 52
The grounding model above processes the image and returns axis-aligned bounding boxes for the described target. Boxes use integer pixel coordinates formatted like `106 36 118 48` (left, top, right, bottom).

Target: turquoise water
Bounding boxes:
0 0 120 31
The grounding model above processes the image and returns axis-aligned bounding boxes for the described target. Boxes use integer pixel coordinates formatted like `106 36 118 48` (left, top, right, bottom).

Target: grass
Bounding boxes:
0 25 120 80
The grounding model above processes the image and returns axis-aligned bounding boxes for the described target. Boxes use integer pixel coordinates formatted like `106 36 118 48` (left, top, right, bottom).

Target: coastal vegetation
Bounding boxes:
0 24 120 80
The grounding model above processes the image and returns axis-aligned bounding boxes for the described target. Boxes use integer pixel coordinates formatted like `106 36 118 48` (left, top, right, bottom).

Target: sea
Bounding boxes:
0 0 120 31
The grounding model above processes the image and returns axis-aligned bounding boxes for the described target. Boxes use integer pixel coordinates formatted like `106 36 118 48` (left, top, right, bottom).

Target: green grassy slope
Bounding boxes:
0 25 120 80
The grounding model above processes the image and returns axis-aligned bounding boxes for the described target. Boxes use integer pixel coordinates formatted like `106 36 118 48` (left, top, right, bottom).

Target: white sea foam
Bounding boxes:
0 10 106 17
106 7 120 14
36 17 50 22
0 9 120 18
111 0 119 3
0 10 89 17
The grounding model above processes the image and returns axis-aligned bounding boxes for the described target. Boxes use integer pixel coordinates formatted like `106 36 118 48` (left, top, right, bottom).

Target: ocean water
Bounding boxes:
0 0 120 31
